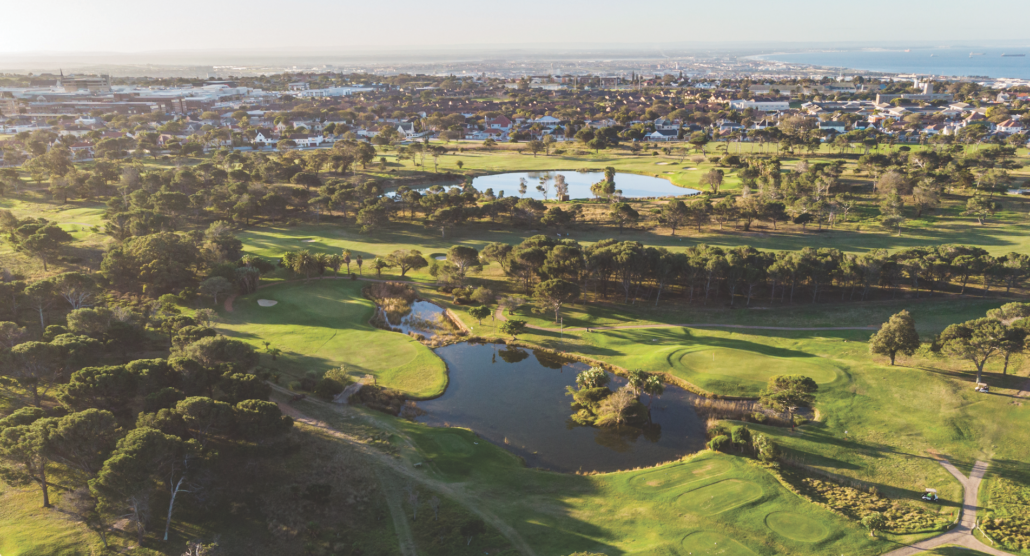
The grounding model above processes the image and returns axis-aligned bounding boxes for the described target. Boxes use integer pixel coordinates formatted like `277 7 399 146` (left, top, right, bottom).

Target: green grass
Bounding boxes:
297 393 887 556
216 278 447 397
0 484 96 556
763 511 830 542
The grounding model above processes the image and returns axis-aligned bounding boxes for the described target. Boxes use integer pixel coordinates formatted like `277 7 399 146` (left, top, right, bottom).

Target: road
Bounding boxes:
881 459 1009 556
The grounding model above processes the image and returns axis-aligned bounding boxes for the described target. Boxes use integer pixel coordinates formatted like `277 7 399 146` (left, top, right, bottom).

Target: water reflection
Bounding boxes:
416 342 706 473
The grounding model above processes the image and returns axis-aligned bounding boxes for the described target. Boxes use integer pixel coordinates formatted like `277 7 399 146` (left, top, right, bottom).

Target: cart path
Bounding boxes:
881 459 1009 556
492 306 879 332
272 385 537 556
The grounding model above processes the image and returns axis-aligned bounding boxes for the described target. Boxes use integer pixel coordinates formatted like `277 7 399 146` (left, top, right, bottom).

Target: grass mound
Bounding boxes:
627 457 731 491
676 479 763 514
218 280 447 397
671 347 839 394
764 511 830 542
680 531 757 555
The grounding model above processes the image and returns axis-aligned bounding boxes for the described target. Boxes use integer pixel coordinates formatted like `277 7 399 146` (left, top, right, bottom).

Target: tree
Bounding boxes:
183 336 258 373
0 416 56 507
0 321 27 349
963 193 999 225
527 139 545 157
878 192 906 235
500 319 527 340
198 277 233 306
699 169 724 194
576 367 610 389
7 341 63 406
24 279 57 332
760 374 818 414
609 202 639 233
52 273 98 310
689 131 710 158
48 409 120 479
386 249 428 277
446 245 481 286
89 427 198 544
937 318 1007 384
234 400 293 441
862 512 886 537
869 310 921 365
16 223 73 271
659 200 689 236
534 279 580 323
467 306 491 325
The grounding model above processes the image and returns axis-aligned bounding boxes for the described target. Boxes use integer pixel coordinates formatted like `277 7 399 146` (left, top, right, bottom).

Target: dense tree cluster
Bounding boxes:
477 235 1030 309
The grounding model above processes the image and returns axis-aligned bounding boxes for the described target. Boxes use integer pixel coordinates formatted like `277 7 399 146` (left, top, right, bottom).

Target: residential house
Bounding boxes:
647 129 678 142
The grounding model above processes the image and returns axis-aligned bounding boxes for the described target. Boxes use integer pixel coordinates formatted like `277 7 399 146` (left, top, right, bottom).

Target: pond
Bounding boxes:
420 171 700 201
415 342 707 473
381 300 451 338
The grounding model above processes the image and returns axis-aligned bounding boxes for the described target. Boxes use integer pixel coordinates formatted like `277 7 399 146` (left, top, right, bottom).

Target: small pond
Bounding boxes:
415 342 707 473
419 171 700 201
382 300 452 338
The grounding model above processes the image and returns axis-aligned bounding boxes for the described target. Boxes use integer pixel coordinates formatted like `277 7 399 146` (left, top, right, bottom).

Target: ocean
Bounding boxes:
753 47 1030 79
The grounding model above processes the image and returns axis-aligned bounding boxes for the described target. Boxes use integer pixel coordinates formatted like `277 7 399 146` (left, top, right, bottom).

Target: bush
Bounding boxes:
708 434 730 451
470 286 495 305
314 377 345 400
750 412 768 423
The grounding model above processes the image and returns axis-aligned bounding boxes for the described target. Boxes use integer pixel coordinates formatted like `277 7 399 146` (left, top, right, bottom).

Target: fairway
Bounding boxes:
680 531 758 556
764 511 830 542
627 457 731 491
677 479 764 514
217 279 448 397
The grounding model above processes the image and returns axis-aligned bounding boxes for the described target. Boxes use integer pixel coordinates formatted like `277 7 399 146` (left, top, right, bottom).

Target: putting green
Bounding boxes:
217 280 447 397
764 511 830 542
434 433 474 456
627 457 731 490
672 348 839 385
677 479 763 514
680 531 757 556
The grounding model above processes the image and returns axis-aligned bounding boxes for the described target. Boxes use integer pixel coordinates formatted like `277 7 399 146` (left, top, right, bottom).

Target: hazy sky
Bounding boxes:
2 0 1028 54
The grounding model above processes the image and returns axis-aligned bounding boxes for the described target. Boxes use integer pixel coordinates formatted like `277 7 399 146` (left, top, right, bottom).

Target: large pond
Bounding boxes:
415 342 707 473
420 171 700 201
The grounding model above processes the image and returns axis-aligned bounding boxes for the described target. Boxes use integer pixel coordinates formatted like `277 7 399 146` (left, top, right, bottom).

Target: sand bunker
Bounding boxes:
684 167 698 171
257 299 278 307
302 239 317 243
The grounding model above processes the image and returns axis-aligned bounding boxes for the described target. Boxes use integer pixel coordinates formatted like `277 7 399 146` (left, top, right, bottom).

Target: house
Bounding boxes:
996 120 1024 135
646 129 678 142
728 98 790 112
716 120 744 133
288 82 309 91
533 115 561 126
654 118 680 131
289 133 324 148
68 142 94 159
397 122 418 138
485 115 512 130
252 128 278 146
819 121 847 134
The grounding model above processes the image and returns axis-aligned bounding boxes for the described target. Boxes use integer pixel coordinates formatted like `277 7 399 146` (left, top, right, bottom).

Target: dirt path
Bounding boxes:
881 459 1008 556
223 294 236 313
492 306 878 332
272 385 537 556
376 468 419 556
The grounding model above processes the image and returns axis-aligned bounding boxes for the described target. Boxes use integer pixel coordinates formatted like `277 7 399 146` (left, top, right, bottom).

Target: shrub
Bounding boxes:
708 435 730 451
314 377 345 400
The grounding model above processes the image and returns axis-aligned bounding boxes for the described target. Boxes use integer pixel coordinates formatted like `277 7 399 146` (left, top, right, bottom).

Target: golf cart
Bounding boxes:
921 488 938 502
975 383 990 393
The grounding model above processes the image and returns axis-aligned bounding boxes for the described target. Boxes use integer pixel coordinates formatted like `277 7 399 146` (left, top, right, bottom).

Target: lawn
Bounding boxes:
0 484 97 556
296 394 887 556
215 278 448 397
